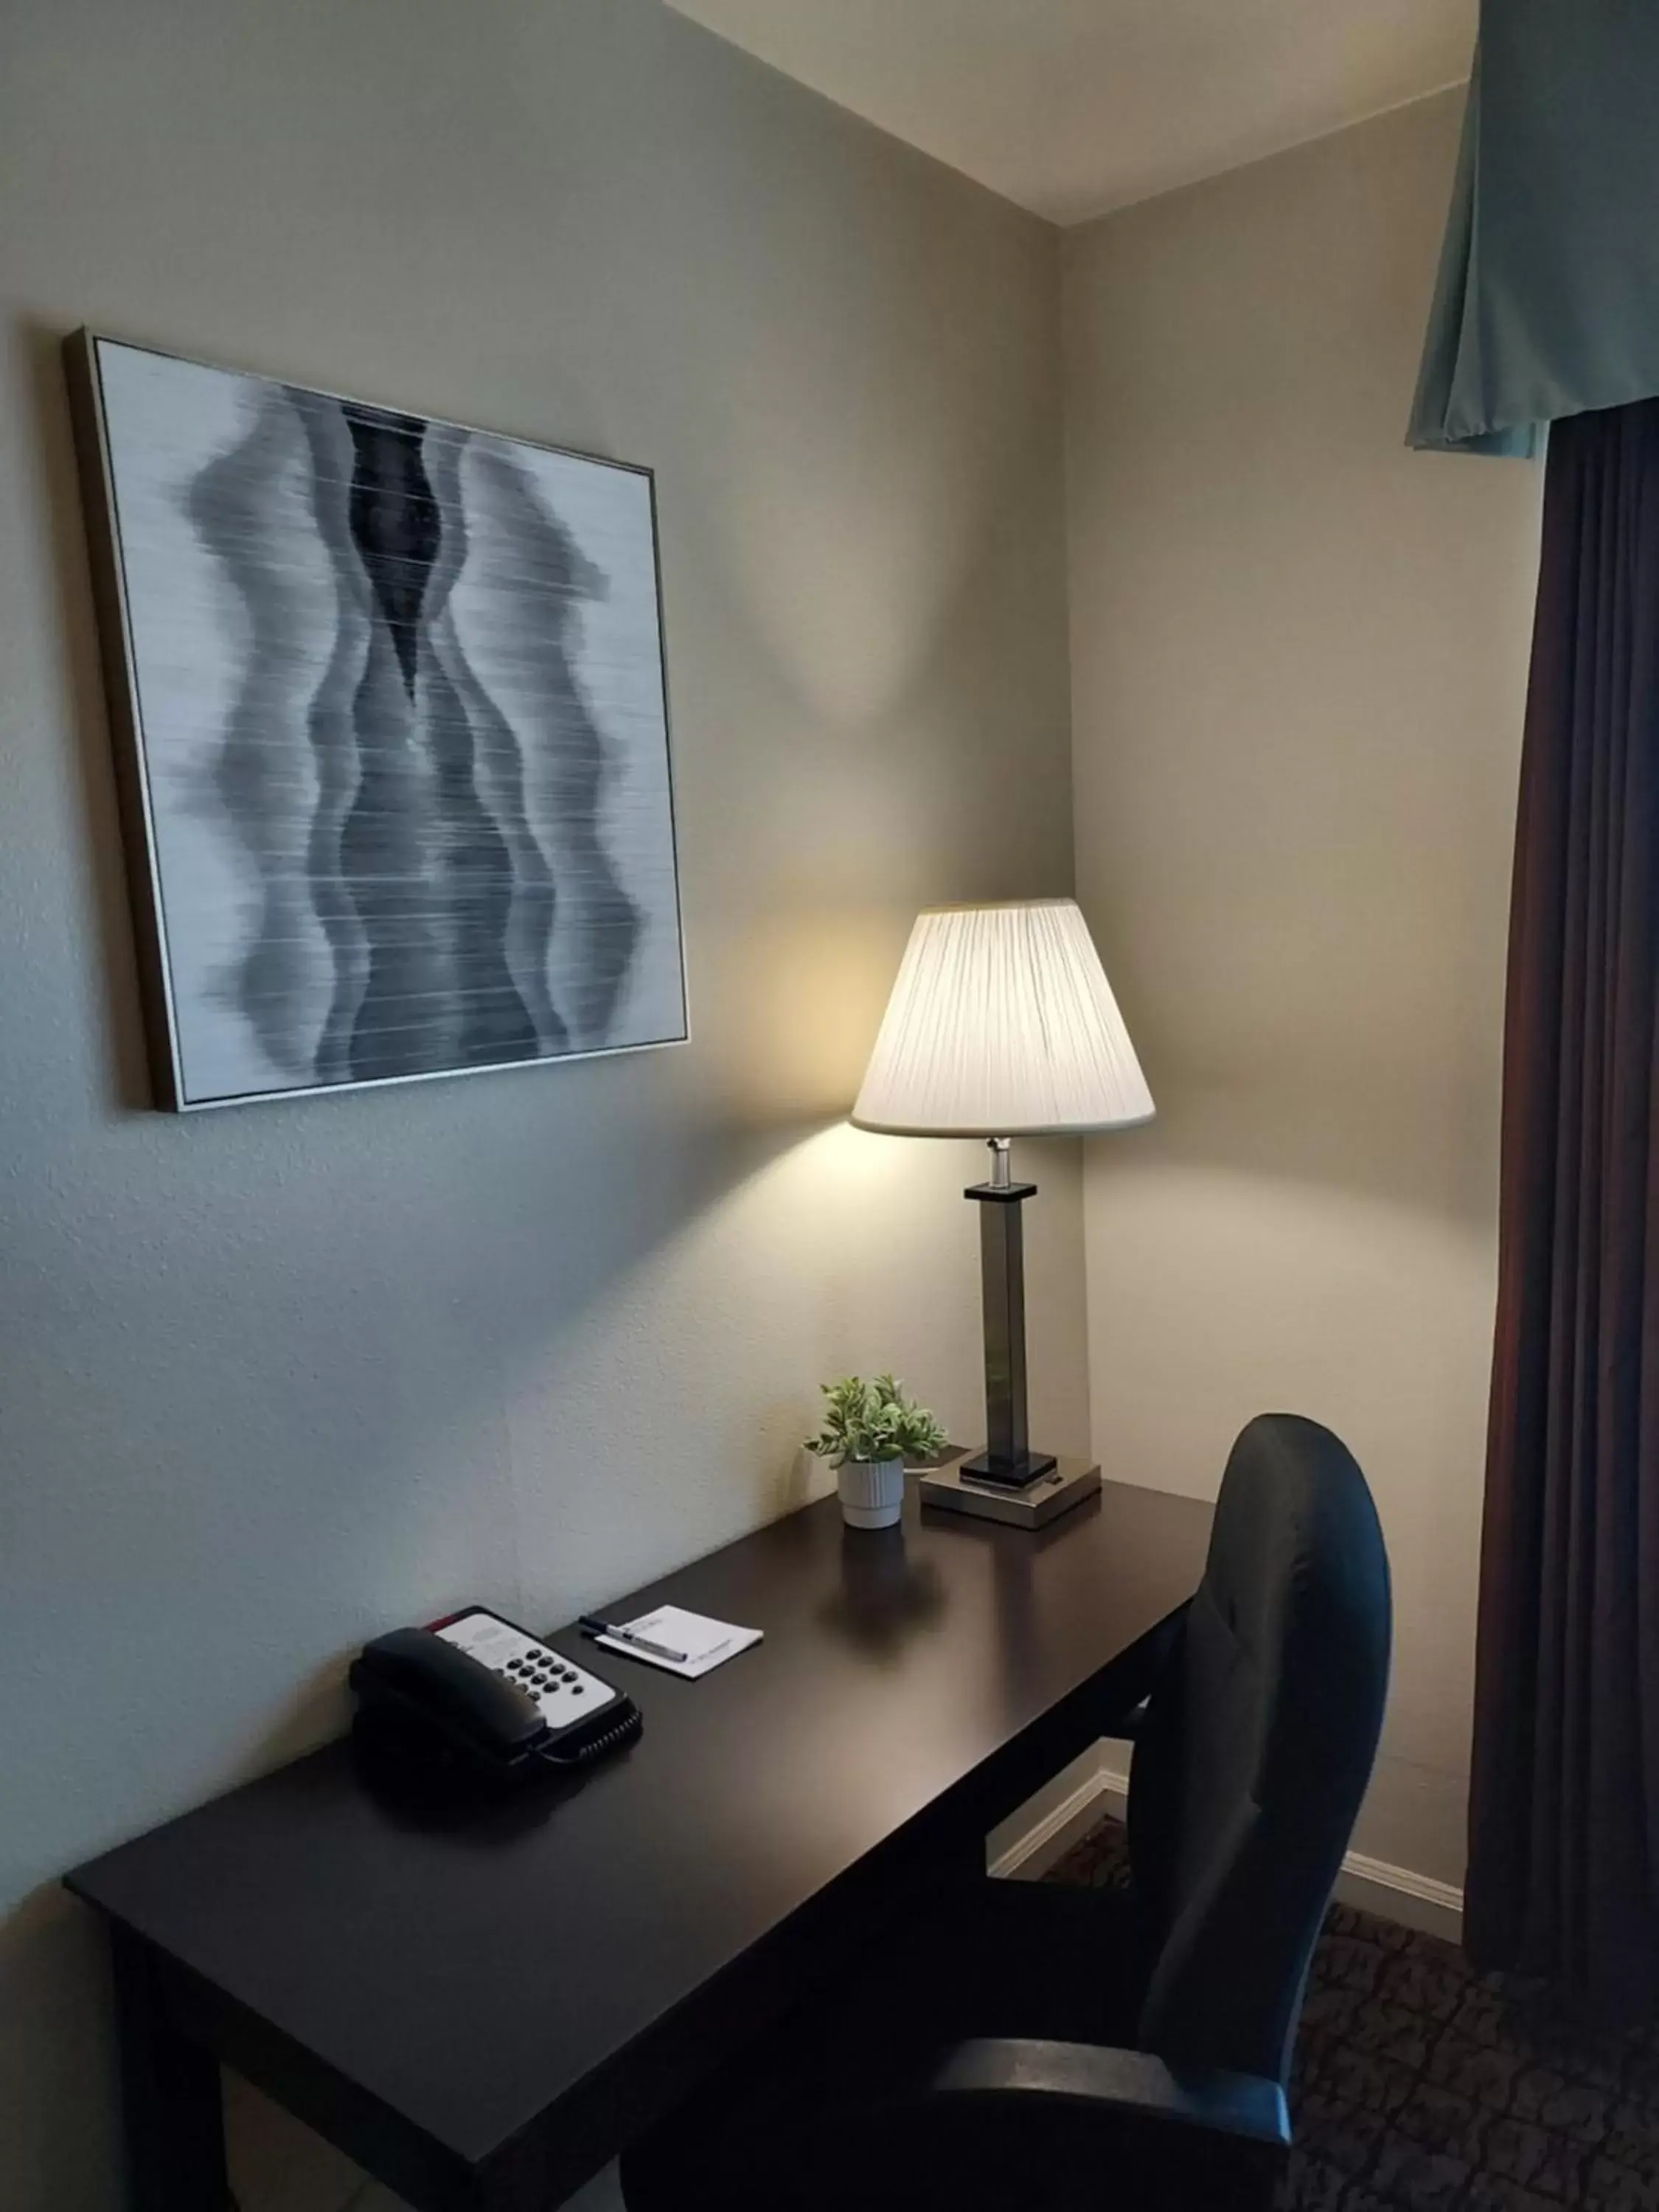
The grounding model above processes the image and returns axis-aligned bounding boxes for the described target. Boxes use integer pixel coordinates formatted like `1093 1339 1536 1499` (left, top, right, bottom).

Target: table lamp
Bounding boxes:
852 898 1153 1526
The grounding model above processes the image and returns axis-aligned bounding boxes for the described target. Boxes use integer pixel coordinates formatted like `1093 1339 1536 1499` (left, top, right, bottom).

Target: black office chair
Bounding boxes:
620 1413 1391 2212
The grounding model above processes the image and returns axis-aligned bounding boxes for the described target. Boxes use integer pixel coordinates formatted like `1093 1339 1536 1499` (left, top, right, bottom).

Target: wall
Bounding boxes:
1064 92 1543 1890
0 4 1085 2205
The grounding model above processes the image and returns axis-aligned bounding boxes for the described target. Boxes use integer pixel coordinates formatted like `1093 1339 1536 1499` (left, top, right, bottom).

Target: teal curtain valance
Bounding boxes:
1409 3 1659 459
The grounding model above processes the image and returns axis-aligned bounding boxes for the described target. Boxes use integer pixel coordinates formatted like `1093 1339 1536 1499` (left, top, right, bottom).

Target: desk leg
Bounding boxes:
108 1926 231 2211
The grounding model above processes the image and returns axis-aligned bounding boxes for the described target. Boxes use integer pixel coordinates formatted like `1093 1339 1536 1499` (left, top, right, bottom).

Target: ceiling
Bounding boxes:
663 0 1476 226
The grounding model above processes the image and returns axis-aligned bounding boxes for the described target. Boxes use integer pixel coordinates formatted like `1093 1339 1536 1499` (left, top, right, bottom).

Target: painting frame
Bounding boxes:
63 329 689 1112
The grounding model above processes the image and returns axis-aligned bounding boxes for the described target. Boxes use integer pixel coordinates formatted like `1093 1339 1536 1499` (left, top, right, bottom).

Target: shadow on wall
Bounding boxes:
24 321 155 1113
0 1122 813 2211
1082 1126 1495 1892
1105 1048 1501 1236
0 1101 973 2211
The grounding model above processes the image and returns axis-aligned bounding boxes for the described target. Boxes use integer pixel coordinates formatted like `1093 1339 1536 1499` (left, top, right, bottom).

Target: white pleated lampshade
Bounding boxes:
851 900 1154 1138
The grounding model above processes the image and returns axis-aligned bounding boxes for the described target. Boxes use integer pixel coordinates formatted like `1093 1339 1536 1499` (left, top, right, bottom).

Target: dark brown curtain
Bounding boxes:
1468 397 1659 2016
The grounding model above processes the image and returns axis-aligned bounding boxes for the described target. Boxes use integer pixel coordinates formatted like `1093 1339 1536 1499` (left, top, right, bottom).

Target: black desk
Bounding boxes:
68 1480 1211 2211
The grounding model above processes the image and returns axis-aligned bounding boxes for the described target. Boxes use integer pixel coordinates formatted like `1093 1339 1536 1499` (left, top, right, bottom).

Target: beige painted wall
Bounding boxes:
1065 91 1543 1888
0 4 1085 2205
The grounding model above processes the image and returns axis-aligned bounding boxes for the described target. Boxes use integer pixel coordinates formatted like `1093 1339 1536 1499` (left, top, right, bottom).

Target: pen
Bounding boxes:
579 1615 689 1665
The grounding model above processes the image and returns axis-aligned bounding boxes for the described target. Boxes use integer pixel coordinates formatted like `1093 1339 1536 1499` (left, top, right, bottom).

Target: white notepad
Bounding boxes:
596 1604 763 1680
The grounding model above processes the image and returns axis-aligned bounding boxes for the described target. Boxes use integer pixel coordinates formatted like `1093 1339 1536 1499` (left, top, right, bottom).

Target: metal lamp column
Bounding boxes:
961 1138 1056 1486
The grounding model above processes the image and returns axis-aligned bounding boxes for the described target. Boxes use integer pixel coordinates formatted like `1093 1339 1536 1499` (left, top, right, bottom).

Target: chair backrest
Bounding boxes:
1126 1413 1391 2084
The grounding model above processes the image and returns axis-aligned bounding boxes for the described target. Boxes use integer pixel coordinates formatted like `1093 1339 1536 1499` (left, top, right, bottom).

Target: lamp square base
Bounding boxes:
958 1447 1057 1488
917 1453 1102 1530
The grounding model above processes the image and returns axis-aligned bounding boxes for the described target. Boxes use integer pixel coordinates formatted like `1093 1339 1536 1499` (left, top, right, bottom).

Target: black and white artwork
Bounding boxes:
69 333 686 1110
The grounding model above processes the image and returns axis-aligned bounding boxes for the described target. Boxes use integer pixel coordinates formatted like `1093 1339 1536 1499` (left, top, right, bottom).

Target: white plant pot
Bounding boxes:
837 1455 906 1531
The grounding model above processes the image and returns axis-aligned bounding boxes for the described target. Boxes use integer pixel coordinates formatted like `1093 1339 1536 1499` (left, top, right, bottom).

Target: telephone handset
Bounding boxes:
350 1605 642 1784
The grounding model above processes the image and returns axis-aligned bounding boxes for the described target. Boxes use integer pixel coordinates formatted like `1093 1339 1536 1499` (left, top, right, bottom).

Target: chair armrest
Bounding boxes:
926 2038 1290 2149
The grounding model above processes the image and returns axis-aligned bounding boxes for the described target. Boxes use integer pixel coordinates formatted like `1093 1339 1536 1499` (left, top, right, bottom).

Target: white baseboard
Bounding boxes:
1336 1851 1464 1943
989 1749 1464 1945
987 1745 1122 1879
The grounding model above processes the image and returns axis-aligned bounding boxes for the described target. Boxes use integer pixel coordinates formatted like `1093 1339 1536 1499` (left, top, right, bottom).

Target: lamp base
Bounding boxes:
918 1452 1101 1530
957 1447 1057 1489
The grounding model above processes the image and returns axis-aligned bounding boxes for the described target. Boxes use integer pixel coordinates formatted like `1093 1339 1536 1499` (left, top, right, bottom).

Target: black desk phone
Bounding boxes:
351 1606 642 1784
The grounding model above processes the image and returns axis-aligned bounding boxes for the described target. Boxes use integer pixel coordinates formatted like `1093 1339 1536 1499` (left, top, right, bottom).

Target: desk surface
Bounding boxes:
69 1478 1211 2208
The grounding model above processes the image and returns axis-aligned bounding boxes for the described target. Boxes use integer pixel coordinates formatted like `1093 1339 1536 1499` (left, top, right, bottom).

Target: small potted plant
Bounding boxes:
804 1374 949 1530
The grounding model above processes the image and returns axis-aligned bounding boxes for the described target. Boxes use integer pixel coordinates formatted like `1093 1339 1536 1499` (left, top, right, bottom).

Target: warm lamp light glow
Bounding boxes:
850 899 1154 1138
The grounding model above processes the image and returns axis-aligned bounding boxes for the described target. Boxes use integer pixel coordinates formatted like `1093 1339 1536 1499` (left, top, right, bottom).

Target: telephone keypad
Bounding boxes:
434 1608 620 1734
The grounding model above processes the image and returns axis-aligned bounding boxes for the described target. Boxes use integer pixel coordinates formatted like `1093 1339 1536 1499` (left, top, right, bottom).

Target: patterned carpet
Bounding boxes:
1049 1821 1659 2211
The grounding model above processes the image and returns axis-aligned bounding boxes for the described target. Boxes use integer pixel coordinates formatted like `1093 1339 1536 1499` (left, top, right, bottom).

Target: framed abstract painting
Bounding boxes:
65 331 687 1110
